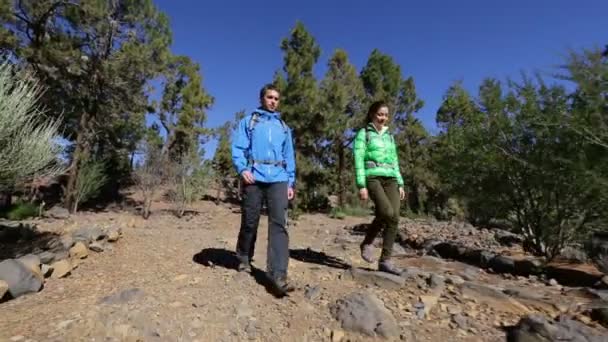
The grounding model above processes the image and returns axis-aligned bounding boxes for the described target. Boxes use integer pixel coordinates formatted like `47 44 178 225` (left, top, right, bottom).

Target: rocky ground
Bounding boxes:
1 198 607 341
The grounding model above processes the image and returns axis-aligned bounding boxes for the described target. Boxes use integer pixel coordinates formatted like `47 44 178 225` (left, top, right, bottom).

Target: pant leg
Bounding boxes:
236 183 264 263
265 182 289 280
363 177 392 246
380 178 401 261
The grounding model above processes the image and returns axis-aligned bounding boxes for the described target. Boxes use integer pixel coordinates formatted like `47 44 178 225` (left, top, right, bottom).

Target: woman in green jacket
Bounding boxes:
354 101 406 275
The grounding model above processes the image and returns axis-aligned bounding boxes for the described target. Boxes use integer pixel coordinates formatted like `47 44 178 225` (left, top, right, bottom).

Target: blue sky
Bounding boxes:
153 0 606 158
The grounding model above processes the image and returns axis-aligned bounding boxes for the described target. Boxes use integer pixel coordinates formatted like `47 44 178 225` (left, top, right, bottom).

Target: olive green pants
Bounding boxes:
362 176 401 261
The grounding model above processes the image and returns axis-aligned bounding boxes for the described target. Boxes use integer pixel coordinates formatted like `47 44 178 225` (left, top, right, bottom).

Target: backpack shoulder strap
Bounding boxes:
248 112 261 133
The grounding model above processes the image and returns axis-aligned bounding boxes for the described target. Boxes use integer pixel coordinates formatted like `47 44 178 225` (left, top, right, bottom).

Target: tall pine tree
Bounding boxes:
274 21 325 211
319 49 365 207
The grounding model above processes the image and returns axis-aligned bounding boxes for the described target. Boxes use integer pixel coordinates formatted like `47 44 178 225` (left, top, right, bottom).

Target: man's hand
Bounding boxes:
287 187 295 200
241 170 255 185
359 188 368 201
399 187 406 201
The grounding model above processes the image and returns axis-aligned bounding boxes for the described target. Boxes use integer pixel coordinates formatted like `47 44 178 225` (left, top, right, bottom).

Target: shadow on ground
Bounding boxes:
0 222 61 260
192 248 291 298
289 248 351 270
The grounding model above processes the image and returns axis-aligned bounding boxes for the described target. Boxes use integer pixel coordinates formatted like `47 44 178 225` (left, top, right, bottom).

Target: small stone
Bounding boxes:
89 242 104 252
548 278 558 286
69 242 88 259
10 336 24 342
60 235 75 249
428 274 445 289
38 251 56 264
419 294 440 319
304 285 321 301
50 259 71 278
448 306 462 315
577 314 592 325
446 275 465 285
331 329 345 342
41 264 52 277
107 228 121 242
57 319 75 329
452 314 468 329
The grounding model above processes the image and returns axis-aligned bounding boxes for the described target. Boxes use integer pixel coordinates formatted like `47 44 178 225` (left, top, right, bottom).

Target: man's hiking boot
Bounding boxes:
238 261 252 273
268 276 295 296
378 260 403 276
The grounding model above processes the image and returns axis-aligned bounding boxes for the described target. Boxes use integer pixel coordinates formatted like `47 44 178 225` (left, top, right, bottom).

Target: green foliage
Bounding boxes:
3 0 173 206
274 22 325 213
157 55 214 162
3 201 39 221
0 62 64 191
319 49 365 207
73 159 108 212
211 111 243 203
169 152 211 217
433 50 608 258
330 205 371 219
134 137 165 219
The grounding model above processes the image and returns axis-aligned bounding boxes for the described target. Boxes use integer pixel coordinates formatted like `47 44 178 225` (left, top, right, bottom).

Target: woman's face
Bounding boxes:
372 106 389 126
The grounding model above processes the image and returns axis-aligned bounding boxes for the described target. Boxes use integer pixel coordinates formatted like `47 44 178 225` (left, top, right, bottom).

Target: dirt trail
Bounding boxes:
0 200 605 341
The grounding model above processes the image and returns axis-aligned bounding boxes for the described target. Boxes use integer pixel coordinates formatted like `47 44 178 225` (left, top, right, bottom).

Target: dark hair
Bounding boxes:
259 83 280 100
367 100 389 123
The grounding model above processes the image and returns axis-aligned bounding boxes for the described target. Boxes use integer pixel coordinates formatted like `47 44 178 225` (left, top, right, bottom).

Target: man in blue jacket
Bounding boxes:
231 83 296 294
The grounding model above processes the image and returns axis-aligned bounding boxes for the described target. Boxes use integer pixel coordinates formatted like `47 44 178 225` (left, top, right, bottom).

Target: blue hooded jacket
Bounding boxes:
231 108 296 188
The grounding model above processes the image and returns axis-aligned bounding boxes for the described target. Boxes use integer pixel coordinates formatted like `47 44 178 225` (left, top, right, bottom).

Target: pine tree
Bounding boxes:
157 54 214 162
274 21 325 212
4 0 173 211
318 49 365 207
212 111 244 203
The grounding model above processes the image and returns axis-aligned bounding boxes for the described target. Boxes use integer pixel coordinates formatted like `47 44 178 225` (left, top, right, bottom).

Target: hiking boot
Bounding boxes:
269 276 295 296
238 261 252 273
378 260 404 276
360 244 375 263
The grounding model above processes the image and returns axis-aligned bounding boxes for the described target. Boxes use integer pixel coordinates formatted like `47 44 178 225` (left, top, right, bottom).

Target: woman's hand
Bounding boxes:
399 187 406 201
359 188 369 201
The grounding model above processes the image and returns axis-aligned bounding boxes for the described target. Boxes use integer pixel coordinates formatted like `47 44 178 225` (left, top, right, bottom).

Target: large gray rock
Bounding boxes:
0 259 43 298
17 254 43 280
493 229 523 247
507 314 608 342
72 227 106 245
589 232 608 274
330 291 399 338
44 206 70 219
489 255 516 274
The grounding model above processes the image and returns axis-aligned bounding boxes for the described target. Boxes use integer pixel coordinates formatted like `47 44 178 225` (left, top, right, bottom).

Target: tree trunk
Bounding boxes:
64 113 90 212
337 143 346 208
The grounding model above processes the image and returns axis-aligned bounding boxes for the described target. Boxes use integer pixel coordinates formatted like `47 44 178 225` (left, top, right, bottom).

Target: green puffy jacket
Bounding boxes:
353 123 404 189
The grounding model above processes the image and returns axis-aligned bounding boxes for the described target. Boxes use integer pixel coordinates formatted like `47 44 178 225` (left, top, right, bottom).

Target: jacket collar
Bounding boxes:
255 107 281 118
367 122 388 134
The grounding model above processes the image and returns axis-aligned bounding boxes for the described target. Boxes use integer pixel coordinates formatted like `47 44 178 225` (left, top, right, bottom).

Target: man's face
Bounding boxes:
261 89 280 112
